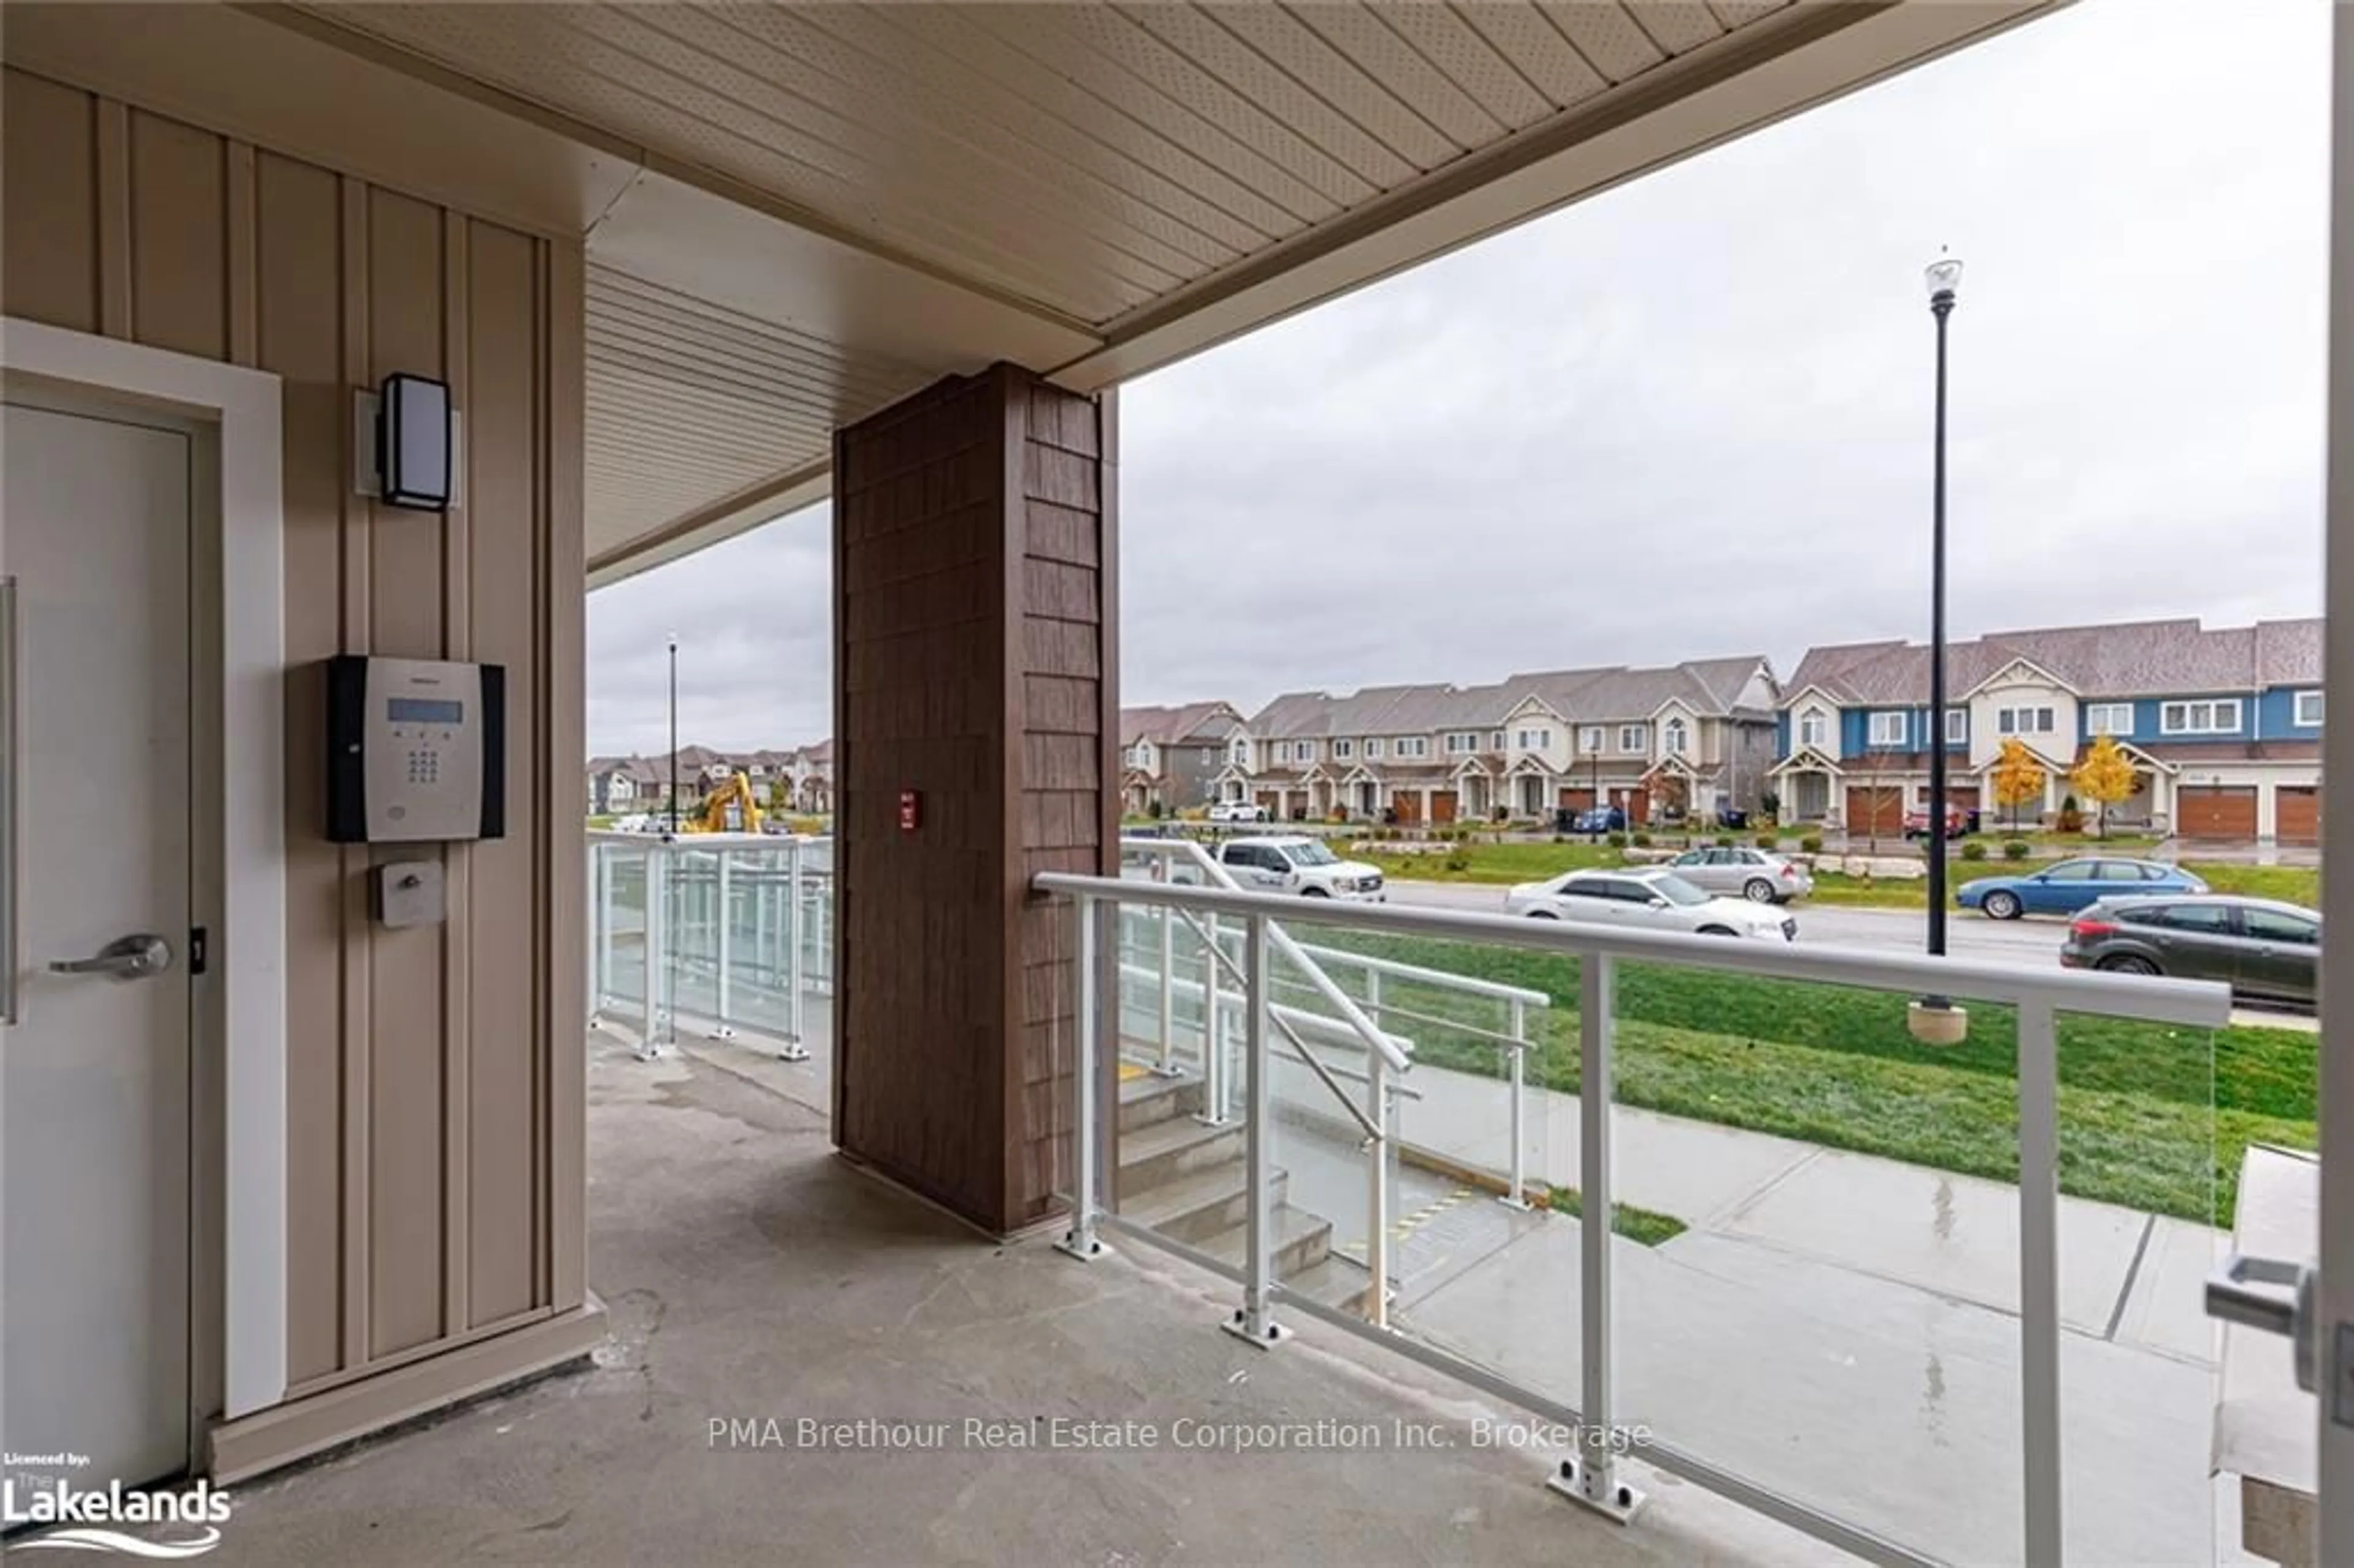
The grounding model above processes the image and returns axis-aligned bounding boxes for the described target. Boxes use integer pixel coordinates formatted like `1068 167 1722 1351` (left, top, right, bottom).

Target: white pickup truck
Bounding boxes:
1216 835 1386 902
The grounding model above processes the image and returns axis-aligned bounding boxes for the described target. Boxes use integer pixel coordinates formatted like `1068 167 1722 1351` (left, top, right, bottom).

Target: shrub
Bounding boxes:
2003 838 2032 861
1607 831 1629 849
1754 832 1777 850
1960 840 1989 861
1714 833 1735 848
1759 789 1781 818
1552 834 1566 844
1631 832 1652 848
1800 834 1824 854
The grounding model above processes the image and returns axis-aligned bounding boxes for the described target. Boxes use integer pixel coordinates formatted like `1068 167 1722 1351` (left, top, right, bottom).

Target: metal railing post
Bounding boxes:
2019 998 2062 1567
587 843 606 1024
637 842 674 1061
709 851 737 1040
1199 913 1228 1125
1503 995 1531 1209
1224 911 1286 1346
780 838 810 1062
1056 892 1107 1262
1366 1043 1392 1329
1156 856 1177 1076
1552 953 1640 1521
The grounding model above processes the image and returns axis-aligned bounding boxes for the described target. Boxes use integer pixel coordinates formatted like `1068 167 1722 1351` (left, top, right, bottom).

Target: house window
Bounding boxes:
2160 699 2241 735
1367 738 1385 759
1664 718 1688 756
1334 739 1355 760
1997 707 2055 736
2086 703 2133 736
1868 712 1907 746
1797 711 1826 748
1490 731 1506 750
1618 724 1647 752
1396 737 1428 759
2294 690 2324 727
1515 728 1550 751
1444 732 1474 754
1577 726 1604 753
1945 707 1967 744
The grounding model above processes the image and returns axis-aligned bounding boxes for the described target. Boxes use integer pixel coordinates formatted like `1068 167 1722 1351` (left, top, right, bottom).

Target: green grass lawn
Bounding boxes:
1358 837 2321 915
1318 932 2315 1226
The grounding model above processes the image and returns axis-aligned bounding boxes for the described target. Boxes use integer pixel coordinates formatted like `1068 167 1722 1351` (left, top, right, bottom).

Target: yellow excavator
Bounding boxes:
686 771 764 835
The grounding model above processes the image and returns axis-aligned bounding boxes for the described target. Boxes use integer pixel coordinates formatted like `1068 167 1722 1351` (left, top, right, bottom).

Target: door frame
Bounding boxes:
2322 9 2353 1551
1 318 287 1427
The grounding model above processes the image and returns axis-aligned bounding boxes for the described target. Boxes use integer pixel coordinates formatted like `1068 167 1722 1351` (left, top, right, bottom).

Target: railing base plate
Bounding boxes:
1547 1463 1646 1525
775 1041 812 1063
632 1040 676 1063
1053 1231 1110 1263
1221 1312 1290 1351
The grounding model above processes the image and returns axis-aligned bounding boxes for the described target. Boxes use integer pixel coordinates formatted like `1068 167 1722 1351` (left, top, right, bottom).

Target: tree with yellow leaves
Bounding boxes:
1990 737 2048 834
2070 734 2138 840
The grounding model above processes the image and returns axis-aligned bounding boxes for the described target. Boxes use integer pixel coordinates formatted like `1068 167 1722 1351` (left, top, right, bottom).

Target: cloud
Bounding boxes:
589 0 2327 753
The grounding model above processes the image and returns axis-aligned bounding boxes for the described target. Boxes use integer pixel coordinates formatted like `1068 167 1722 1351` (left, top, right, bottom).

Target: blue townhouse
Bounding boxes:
1771 618 2322 842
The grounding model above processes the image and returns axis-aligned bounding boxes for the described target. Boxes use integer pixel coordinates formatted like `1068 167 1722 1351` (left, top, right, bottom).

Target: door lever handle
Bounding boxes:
49 933 173 981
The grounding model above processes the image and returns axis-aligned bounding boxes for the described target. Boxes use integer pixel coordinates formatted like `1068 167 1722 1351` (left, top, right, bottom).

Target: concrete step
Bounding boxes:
1280 1253 1375 1317
1197 1201 1335 1282
1118 1070 1203 1133
1119 1162 1289 1246
1118 1113 1245 1192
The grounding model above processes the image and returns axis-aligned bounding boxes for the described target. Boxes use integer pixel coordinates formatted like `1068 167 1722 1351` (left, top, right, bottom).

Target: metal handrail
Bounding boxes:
1052 870 2230 1026
1119 837 1413 1068
1294 940 1550 1009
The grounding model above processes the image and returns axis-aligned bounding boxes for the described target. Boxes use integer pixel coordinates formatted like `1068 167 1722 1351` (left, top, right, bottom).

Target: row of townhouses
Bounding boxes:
1140 615 2325 840
1140 655 1781 826
1773 617 2324 842
587 741 834 816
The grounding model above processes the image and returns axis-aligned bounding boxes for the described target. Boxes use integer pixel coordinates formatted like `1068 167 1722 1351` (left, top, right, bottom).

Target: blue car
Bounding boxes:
1957 856 2209 921
1572 805 1627 834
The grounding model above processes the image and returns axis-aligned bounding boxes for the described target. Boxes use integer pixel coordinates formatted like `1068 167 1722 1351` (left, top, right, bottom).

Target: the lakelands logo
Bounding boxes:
2 1453 230 1559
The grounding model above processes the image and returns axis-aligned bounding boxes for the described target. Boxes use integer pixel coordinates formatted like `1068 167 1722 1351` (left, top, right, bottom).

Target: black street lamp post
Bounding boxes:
1925 254 1962 959
666 632 681 836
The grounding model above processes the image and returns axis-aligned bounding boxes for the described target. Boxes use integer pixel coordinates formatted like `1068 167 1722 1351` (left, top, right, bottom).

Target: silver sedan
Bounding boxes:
1663 846 1814 904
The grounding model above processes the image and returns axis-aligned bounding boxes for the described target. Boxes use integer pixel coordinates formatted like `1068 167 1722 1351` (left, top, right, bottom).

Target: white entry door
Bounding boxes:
1 397 194 1494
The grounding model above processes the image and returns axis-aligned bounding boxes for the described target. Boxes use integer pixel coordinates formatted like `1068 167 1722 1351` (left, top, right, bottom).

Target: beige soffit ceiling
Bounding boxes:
4 2 2057 581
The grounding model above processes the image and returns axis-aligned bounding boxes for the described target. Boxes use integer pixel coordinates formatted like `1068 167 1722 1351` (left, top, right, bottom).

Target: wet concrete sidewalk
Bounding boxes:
1377 1062 2247 1565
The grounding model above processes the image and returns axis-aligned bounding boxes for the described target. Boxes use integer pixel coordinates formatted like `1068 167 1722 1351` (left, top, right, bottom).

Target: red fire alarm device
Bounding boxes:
897 789 921 833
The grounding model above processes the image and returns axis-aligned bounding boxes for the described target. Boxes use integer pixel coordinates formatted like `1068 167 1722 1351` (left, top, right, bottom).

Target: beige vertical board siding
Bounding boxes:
1 72 99 332
465 220 540 1329
254 148 349 1390
1 66 580 1397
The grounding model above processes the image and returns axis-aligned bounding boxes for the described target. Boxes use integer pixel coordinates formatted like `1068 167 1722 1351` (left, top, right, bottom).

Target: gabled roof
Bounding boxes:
1121 701 1243 748
1246 654 1779 740
1785 618 2324 706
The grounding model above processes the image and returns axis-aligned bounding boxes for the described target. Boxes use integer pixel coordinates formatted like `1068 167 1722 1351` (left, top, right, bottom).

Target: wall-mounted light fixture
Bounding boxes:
352 374 459 512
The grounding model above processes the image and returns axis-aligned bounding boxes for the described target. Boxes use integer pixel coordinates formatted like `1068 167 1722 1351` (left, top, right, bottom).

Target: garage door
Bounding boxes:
1558 787 1595 812
1392 791 1422 824
2178 785 2257 841
1943 784 1981 812
1845 785 1905 839
2276 785 2320 845
1431 790 1457 824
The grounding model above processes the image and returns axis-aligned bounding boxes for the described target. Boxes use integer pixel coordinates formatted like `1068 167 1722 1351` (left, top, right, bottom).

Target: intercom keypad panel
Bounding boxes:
327 655 506 843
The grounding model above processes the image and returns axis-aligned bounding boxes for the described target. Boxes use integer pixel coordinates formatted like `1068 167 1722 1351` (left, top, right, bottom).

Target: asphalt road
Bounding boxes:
1382 878 2316 1029
1383 878 2066 964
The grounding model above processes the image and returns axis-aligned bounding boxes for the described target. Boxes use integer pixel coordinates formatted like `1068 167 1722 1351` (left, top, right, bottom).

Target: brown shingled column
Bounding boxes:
831 365 1118 1235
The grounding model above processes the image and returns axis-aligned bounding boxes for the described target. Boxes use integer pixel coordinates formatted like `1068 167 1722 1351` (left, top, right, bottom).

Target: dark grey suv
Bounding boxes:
2059 894 2319 1007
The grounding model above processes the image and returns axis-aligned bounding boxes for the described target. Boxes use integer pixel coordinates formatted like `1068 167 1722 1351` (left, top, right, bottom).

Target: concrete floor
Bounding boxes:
196 1033 1840 1567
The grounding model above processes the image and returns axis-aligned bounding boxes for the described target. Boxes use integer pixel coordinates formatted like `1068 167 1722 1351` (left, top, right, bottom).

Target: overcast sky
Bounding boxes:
587 0 2329 756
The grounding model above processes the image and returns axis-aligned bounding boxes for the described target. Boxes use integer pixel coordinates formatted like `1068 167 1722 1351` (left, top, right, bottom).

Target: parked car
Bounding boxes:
1504 867 1796 942
1664 845 1815 904
1217 835 1385 902
2060 894 2318 1007
1957 856 2208 921
1903 804 1972 840
1208 801 1269 824
1571 805 1627 834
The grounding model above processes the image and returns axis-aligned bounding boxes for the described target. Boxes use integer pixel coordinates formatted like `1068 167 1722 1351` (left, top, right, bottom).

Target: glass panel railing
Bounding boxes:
1039 856 2238 1568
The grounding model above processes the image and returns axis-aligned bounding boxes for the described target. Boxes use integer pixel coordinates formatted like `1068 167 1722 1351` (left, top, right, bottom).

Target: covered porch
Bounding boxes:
4 2 2350 1567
